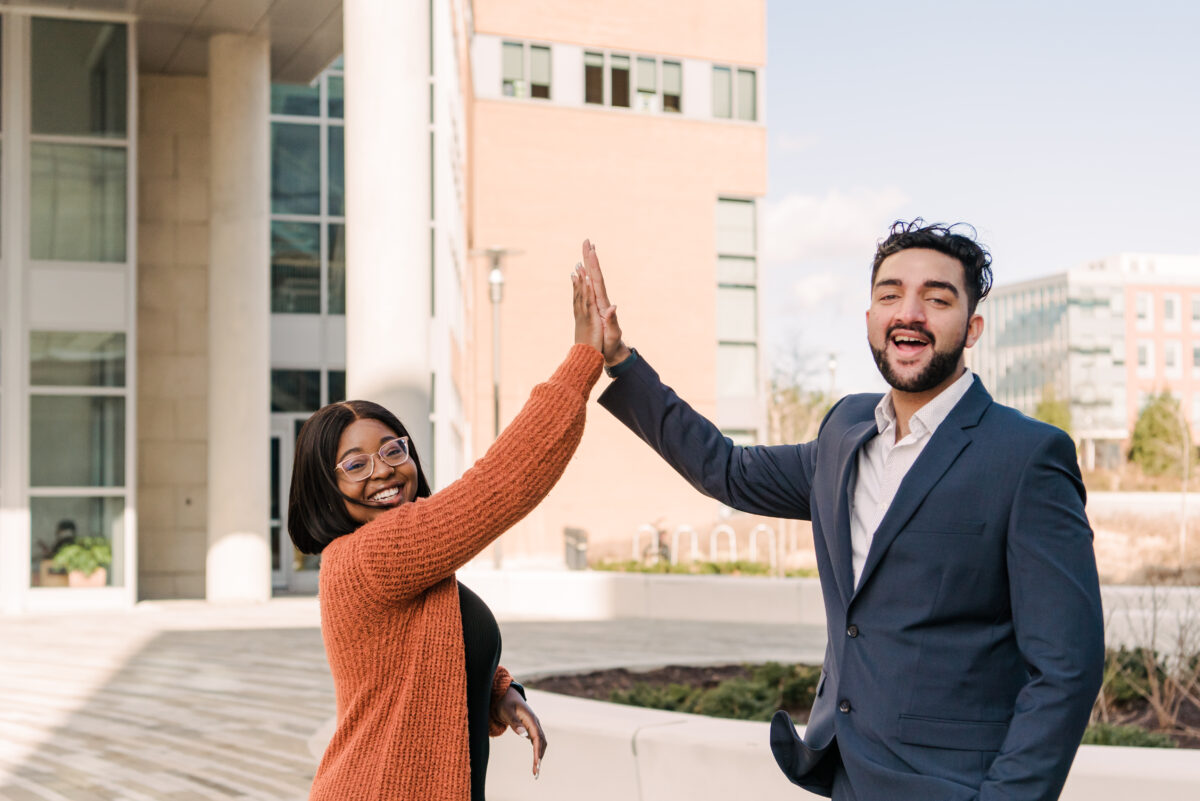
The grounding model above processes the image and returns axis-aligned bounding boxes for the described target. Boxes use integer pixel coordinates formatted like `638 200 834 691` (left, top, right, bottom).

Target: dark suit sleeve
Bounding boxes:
979 429 1105 801
598 353 818 520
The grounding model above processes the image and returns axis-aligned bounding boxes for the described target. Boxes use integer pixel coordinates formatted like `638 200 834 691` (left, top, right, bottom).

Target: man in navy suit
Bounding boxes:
580 222 1104 801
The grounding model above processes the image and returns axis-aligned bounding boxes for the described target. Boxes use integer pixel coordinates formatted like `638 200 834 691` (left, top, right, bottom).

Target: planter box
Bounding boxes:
67 567 107 588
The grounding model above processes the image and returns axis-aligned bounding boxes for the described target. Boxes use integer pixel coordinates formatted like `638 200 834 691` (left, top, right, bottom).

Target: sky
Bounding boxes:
763 0 1200 395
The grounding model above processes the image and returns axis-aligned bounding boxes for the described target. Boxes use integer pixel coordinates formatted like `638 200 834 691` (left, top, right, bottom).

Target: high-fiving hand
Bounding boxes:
580 239 632 368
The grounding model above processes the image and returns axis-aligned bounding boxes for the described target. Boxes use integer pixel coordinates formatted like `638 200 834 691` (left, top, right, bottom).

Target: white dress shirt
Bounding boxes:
850 369 976 587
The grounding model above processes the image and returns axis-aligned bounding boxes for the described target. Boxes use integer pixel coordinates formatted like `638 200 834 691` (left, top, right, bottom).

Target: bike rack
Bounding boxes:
749 523 778 572
670 524 699 565
709 523 737 563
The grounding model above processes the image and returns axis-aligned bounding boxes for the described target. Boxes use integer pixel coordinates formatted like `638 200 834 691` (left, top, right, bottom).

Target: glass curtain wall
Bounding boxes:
19 15 133 598
715 198 759 436
268 60 347 590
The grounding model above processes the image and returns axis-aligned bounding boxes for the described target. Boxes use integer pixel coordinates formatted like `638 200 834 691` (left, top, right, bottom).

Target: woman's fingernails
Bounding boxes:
515 726 527 736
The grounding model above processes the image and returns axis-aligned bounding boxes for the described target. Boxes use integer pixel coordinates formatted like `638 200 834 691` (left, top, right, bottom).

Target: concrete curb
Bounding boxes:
482 690 1200 801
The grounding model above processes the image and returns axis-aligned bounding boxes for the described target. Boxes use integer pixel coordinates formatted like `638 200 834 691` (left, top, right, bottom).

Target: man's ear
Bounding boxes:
964 313 984 348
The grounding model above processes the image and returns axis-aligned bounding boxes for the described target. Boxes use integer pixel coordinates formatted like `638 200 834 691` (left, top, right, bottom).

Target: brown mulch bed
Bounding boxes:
529 664 1200 747
530 663 752 701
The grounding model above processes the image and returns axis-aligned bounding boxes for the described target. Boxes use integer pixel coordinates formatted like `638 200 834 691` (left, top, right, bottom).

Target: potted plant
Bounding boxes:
51 536 112 588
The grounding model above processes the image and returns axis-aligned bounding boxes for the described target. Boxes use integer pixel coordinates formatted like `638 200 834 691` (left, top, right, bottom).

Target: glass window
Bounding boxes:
30 332 125 387
30 144 126 262
717 343 757 397
327 76 344 118
30 497 124 588
636 57 656 109
271 83 320 116
271 222 320 314
328 370 346 404
328 223 346 315
1166 340 1180 372
1165 293 1180 328
328 125 344 216
662 61 682 112
530 46 551 99
1192 295 1200 325
610 54 630 108
271 123 320 215
32 19 126 137
30 395 126 487
718 286 757 342
584 51 604 104
1194 344 1200 369
1135 292 1152 329
716 199 755 256
713 66 732 118
271 369 321 412
502 42 524 96
736 69 757 121
717 256 756 284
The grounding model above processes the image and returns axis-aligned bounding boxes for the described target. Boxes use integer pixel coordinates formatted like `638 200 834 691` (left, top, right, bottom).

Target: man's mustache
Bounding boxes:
887 322 935 347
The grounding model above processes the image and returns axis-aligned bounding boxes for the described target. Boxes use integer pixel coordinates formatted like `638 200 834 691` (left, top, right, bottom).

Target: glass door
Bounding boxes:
270 413 319 593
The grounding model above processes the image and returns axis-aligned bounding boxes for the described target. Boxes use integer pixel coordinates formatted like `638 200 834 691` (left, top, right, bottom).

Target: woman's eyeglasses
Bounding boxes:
335 437 410 481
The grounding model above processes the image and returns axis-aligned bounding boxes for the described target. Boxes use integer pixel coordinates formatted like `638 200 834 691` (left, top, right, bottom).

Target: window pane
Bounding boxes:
663 61 682 112
717 343 757 397
271 83 319 116
716 199 755 256
584 52 604 104
502 42 523 96
327 76 344 118
31 144 126 262
31 395 125 487
736 69 757 121
270 437 280 522
713 66 732 118
718 286 757 341
31 496 124 588
637 57 656 93
328 125 344 216
271 123 320 215
611 55 630 107
271 221 320 314
328 370 346 404
328 223 346 315
30 332 125 387
717 256 756 285
32 19 126 137
530 46 551 99
271 370 321 412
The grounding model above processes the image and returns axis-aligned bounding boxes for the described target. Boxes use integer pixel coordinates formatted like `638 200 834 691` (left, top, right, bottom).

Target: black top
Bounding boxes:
459 581 502 801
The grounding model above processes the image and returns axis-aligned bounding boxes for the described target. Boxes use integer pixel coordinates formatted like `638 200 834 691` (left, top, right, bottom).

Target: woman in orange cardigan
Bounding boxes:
288 263 604 800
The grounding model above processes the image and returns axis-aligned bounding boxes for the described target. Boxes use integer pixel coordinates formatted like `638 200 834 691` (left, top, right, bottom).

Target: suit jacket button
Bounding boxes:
846 624 859 638
838 699 851 713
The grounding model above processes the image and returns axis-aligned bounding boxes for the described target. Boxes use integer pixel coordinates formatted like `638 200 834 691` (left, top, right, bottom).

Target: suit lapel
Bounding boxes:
831 420 877 607
851 379 991 600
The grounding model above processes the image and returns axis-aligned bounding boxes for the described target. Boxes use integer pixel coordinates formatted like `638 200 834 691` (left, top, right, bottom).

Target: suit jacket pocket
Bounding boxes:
897 713 1008 751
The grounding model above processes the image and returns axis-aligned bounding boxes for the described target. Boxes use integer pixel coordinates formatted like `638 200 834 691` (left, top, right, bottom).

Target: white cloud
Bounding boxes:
790 272 842 310
764 186 910 265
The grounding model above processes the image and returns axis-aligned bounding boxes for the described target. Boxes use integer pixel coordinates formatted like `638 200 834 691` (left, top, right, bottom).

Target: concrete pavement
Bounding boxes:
0 598 827 800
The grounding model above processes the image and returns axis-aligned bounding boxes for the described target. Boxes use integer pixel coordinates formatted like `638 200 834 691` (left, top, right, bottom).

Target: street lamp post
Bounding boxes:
472 247 521 568
1180 407 1191 568
827 352 838 400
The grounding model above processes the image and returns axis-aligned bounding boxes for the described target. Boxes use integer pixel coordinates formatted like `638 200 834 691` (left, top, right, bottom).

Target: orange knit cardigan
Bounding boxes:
309 345 602 801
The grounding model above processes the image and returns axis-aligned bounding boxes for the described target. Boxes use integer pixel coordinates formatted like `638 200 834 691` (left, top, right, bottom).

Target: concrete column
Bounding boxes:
343 0 433 454
206 34 270 602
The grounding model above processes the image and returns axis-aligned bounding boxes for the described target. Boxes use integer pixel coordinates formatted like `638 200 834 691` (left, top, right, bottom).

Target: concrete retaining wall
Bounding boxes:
486 690 1200 801
462 570 1200 652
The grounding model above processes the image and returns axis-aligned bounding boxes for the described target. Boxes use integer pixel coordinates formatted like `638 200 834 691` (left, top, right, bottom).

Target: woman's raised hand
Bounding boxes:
581 240 631 367
572 261 604 353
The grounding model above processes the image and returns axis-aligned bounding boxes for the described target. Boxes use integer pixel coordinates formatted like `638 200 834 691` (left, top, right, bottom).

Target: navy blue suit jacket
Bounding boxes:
599 355 1104 801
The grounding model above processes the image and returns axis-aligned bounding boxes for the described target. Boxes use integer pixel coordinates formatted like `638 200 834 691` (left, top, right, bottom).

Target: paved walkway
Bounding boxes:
0 599 826 801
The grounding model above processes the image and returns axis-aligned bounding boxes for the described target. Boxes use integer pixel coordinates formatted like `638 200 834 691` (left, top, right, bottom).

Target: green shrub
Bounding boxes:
609 682 698 711
1082 722 1176 748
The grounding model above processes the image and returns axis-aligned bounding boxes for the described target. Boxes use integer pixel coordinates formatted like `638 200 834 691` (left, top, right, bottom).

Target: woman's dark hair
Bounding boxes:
288 400 432 555
872 219 994 316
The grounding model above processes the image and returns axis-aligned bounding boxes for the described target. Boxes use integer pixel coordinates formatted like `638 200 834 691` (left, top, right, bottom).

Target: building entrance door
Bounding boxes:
271 414 319 594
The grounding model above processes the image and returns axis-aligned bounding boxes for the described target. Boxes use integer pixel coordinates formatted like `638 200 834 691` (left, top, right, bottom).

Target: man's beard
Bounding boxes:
870 323 967 393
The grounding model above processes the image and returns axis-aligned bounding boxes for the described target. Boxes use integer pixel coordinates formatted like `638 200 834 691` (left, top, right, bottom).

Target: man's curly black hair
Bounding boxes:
872 219 994 315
